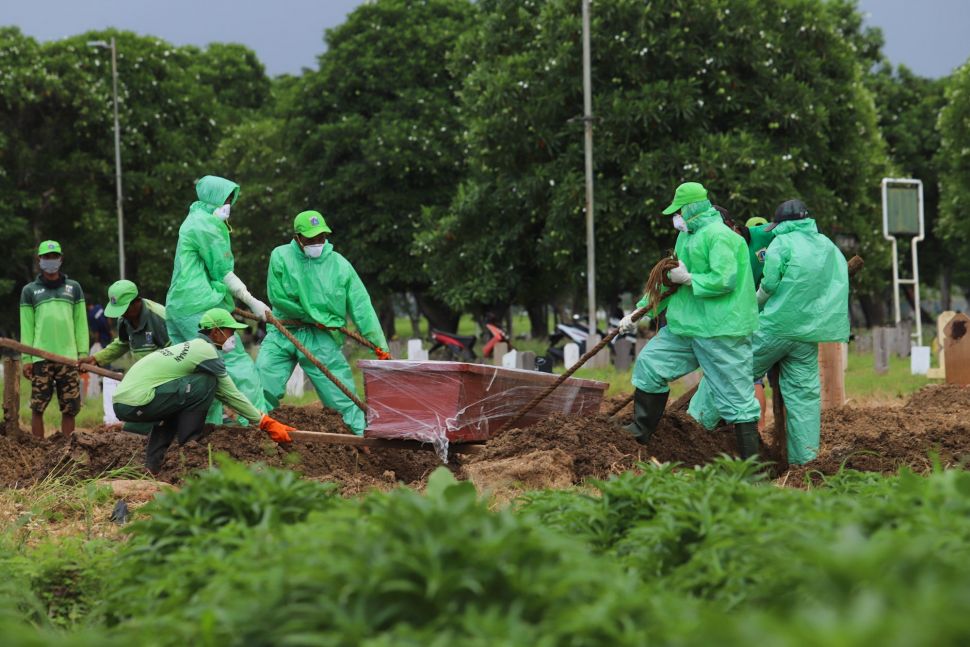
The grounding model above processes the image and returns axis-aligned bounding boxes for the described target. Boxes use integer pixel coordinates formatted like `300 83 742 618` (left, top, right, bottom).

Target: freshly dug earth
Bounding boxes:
2 385 969 493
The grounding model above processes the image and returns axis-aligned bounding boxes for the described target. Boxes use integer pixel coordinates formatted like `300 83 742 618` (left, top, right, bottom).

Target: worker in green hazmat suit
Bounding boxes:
688 208 776 431
165 175 267 422
697 199 847 464
256 210 388 436
617 182 762 457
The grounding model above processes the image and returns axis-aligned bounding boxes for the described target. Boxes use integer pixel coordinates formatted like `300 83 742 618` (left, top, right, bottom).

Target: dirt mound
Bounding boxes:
463 448 575 497
271 403 351 434
904 384 970 416
0 433 67 487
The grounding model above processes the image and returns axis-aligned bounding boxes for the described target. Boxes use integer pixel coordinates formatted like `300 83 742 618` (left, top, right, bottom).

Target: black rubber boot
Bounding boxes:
624 389 669 445
734 421 761 460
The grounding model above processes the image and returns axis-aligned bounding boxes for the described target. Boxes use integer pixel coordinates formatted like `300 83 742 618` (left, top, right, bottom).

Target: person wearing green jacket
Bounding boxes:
754 200 848 463
256 211 388 436
165 175 267 423
20 240 89 437
81 279 169 368
618 182 762 458
113 308 295 473
688 210 776 431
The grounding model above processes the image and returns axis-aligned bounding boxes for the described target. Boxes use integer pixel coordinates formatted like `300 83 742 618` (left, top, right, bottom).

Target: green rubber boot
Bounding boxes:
624 389 669 445
734 421 761 460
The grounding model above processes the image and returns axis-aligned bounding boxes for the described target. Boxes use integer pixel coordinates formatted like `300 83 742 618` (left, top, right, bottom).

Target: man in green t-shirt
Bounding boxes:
113 308 295 473
19 240 89 437
81 279 170 368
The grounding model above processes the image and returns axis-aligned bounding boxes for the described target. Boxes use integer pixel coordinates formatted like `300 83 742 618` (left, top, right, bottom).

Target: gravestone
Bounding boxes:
852 330 873 354
634 338 648 359
943 313 970 385
564 343 580 370
520 351 537 371
407 339 427 361
388 340 404 360
894 321 913 358
501 349 518 369
613 338 634 373
873 327 891 374
492 342 509 366
818 342 845 409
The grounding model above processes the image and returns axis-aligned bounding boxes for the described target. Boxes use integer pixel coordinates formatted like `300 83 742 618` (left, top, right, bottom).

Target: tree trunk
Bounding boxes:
414 291 461 332
903 285 936 329
526 302 548 340
941 266 953 312
378 294 396 341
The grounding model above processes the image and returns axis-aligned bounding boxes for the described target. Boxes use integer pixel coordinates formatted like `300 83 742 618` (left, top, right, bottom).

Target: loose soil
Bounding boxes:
1 385 969 494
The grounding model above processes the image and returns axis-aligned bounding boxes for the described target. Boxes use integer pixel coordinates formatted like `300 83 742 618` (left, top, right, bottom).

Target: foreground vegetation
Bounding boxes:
2 457 970 644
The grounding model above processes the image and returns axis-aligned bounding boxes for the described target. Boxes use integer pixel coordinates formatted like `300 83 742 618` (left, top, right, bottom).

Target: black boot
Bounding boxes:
625 389 669 445
734 421 761 460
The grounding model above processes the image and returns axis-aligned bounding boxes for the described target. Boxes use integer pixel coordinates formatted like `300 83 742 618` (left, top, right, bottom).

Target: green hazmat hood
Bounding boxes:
195 175 240 211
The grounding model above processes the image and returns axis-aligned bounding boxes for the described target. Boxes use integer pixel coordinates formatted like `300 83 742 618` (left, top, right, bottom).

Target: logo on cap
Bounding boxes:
110 296 117 304
47 243 56 250
310 216 320 226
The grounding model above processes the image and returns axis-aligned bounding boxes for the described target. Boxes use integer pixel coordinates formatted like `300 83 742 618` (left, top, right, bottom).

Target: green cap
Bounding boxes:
745 216 769 228
294 210 332 238
104 280 139 318
198 308 248 331
661 182 708 215
37 240 62 255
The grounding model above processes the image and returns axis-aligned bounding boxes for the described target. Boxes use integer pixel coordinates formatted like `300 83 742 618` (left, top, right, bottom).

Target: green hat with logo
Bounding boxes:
198 308 248 331
37 240 62 255
294 210 332 238
661 182 709 215
104 279 139 318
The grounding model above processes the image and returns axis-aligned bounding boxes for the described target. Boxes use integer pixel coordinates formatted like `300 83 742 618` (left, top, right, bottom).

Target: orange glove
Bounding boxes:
259 415 294 444
375 348 392 360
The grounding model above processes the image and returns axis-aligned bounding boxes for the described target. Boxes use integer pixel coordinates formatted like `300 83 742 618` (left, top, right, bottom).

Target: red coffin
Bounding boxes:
359 360 608 444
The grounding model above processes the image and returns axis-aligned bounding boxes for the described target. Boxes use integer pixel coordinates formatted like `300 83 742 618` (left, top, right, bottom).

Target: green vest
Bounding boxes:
19 274 89 362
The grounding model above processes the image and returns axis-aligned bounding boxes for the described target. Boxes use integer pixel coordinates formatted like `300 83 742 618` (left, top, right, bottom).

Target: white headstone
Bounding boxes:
102 377 120 424
911 345 931 375
286 364 306 397
501 349 518 369
407 339 427 361
564 343 580 370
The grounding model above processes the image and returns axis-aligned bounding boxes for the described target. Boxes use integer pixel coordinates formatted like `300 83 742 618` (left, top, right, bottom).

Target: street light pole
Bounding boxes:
88 38 125 279
581 0 597 347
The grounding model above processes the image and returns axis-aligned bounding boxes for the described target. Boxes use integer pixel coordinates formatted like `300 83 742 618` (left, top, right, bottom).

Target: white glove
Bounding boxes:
223 271 270 321
756 286 771 307
618 313 637 335
668 261 692 285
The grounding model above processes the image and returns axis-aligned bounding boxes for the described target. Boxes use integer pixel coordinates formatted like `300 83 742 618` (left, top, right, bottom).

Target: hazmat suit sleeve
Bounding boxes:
759 239 789 297
265 248 300 317
689 237 738 298
345 268 388 351
193 226 235 284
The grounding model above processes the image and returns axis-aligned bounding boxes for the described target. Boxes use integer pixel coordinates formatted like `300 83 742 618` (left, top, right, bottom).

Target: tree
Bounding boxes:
937 57 970 305
423 0 890 333
288 0 476 334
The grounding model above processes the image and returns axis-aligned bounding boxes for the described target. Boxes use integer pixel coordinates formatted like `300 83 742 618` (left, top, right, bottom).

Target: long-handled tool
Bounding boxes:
235 308 391 360
0 338 123 381
497 256 680 434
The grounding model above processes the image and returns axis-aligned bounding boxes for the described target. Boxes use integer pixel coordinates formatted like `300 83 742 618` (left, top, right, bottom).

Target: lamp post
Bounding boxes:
581 0 597 346
87 37 125 279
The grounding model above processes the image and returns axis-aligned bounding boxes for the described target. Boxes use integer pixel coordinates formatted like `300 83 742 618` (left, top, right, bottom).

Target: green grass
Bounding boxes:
844 348 930 401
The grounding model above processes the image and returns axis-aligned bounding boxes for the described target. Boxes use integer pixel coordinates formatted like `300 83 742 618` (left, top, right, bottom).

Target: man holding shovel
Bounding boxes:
113 308 294 473
622 182 762 458
256 211 388 436
20 240 89 437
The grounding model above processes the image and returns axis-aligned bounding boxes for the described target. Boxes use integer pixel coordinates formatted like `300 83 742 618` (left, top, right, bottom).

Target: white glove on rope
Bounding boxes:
668 261 692 286
618 313 638 335
756 285 771 307
223 271 270 321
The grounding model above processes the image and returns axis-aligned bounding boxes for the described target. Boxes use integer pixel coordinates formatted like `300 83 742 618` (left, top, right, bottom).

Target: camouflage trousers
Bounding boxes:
30 361 81 417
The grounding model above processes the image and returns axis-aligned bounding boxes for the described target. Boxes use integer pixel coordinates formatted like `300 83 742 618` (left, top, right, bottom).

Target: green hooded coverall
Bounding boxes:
256 240 388 435
164 175 266 421
630 195 762 450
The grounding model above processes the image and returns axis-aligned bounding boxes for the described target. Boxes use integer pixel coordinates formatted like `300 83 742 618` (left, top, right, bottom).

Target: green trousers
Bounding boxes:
167 310 267 424
633 326 760 424
256 326 365 435
687 330 820 464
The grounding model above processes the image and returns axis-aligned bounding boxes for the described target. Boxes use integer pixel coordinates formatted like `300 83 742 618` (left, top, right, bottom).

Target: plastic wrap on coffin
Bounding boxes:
359 360 608 444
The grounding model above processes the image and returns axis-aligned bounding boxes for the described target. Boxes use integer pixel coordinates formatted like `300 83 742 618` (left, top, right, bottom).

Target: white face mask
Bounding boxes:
214 204 231 221
220 334 237 353
673 214 688 233
303 244 325 259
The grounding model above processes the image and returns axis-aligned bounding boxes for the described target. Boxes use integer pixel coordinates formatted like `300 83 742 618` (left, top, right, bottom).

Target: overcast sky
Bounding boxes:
5 0 969 78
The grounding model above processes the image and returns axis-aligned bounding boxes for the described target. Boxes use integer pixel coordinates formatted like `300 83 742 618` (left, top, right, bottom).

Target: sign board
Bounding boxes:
881 178 925 344
885 186 921 235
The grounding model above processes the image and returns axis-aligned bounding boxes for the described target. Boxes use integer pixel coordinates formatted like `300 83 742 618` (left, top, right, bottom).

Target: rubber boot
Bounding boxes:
624 389 669 445
734 421 761 460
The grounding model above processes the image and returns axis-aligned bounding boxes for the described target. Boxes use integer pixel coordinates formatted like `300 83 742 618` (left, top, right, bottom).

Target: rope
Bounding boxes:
496 255 680 434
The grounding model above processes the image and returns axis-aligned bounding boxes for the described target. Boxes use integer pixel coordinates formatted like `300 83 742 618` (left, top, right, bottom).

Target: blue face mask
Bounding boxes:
39 258 62 273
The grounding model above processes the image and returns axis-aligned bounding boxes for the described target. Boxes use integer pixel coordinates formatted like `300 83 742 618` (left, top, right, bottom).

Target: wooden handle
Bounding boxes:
0 338 123 381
